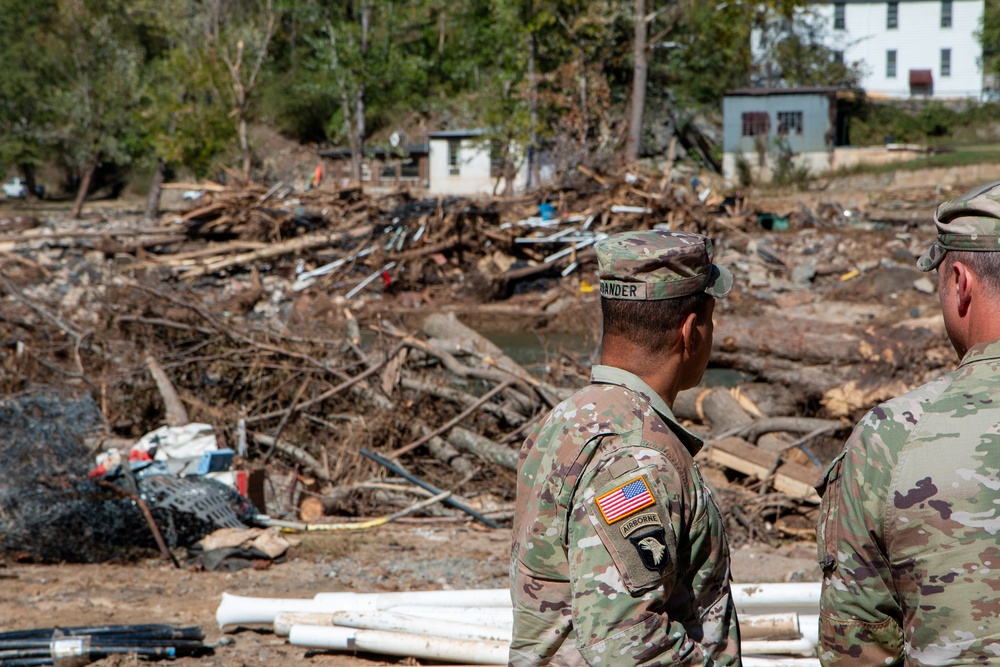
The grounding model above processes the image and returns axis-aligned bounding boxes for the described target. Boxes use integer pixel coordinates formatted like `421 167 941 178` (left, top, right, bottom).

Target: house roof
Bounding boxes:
318 143 428 159
427 129 488 139
724 86 841 97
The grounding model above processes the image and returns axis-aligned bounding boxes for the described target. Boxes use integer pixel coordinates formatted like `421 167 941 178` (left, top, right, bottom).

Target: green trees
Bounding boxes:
45 0 147 217
0 0 58 198
0 0 867 205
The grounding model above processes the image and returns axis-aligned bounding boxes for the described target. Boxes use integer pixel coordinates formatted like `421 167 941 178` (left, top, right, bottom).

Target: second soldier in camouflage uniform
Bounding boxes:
509 230 742 666
818 180 1000 666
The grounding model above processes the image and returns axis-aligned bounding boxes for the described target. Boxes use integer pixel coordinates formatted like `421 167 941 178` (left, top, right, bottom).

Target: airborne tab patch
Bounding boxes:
596 477 655 524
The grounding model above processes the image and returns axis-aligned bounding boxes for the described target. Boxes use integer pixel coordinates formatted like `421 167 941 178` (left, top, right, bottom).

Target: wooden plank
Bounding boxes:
706 437 821 503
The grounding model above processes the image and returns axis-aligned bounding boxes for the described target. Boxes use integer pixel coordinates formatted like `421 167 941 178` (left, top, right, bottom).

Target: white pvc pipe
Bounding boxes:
216 593 341 628
328 610 512 643
289 625 509 665
732 583 821 615
313 588 511 608
274 613 337 637
220 583 820 629
742 637 816 657
389 605 512 629
274 607 513 636
742 659 820 667
798 615 819 647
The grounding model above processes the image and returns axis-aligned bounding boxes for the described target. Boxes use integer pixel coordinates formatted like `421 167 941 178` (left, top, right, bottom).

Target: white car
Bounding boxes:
3 177 28 198
2 177 42 199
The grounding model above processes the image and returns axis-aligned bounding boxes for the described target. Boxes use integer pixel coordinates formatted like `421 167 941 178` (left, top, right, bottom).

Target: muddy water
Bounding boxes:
483 330 748 388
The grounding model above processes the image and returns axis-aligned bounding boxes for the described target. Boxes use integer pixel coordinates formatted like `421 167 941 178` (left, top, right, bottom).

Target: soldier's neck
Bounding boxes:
600 339 683 408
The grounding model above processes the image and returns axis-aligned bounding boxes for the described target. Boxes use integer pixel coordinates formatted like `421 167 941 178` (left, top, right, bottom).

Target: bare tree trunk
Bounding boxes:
626 0 648 164
71 155 99 220
579 57 588 148
144 157 167 221
438 5 446 56
352 0 371 185
239 111 251 179
527 30 539 190
19 164 39 201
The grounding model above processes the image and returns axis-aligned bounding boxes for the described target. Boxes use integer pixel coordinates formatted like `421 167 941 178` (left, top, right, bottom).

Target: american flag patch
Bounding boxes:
596 478 655 524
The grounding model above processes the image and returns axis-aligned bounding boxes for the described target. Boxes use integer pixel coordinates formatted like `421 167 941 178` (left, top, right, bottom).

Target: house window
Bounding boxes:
400 158 419 180
834 2 846 30
941 0 952 27
448 139 460 176
777 111 804 136
833 50 844 65
887 50 897 78
941 48 952 76
489 140 504 178
887 2 898 29
741 112 770 137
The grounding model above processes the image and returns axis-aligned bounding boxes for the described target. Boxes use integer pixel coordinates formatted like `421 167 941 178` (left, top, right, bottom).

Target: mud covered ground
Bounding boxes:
0 524 819 667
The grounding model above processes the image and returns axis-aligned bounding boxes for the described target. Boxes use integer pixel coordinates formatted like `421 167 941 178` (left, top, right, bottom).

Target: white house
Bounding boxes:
427 130 530 196
811 0 985 99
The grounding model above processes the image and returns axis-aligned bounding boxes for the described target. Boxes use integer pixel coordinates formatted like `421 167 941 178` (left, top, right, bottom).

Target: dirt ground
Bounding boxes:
0 523 819 667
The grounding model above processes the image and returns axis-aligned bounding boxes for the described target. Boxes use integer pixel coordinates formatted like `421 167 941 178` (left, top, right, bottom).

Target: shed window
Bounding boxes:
887 2 898 29
941 0 952 28
834 2 846 30
448 140 460 176
887 50 897 78
490 140 504 178
777 111 804 136
741 112 770 137
941 48 952 76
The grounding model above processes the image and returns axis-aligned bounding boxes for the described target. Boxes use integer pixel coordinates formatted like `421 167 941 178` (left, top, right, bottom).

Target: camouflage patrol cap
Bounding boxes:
596 230 733 300
918 180 1000 271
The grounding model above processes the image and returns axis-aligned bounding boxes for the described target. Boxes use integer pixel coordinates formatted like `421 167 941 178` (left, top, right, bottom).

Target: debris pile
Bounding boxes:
0 169 958 561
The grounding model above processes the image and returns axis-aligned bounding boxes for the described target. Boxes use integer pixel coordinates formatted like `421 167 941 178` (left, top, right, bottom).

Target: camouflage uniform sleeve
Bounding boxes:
566 442 733 666
817 409 905 667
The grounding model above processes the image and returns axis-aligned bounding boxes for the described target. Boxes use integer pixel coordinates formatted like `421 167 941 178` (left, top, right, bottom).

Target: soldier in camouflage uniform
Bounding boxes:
818 180 1000 666
509 230 742 667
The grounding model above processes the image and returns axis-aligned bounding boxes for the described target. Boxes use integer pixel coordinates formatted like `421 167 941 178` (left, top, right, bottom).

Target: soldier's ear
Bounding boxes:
953 260 974 314
678 311 699 356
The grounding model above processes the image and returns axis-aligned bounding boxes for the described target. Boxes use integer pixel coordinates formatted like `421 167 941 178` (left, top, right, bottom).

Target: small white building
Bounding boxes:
811 0 985 99
427 130 529 196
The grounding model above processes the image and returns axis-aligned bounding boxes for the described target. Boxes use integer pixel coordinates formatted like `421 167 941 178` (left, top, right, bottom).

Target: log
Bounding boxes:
145 354 190 427
177 224 375 279
421 312 572 404
251 432 329 481
446 427 519 471
705 437 821 503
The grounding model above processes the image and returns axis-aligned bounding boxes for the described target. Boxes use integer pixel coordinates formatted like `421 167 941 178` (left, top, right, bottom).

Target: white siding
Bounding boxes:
814 0 984 98
427 137 530 196
428 138 495 196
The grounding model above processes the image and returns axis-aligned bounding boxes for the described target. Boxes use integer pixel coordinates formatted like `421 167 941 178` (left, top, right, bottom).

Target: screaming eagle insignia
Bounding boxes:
629 527 670 572
637 536 666 565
